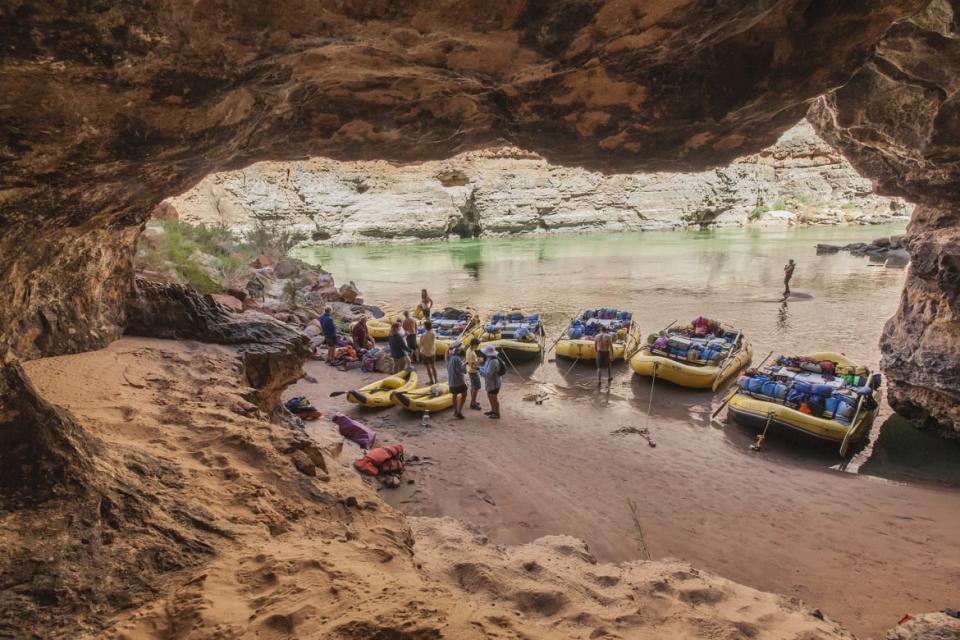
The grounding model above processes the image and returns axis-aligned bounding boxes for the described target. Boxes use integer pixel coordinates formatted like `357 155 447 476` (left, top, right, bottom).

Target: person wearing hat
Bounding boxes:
478 344 502 419
465 337 483 411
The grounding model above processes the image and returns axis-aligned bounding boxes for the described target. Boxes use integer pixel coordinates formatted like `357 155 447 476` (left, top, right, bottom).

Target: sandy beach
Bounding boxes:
294 358 960 638
11 337 869 639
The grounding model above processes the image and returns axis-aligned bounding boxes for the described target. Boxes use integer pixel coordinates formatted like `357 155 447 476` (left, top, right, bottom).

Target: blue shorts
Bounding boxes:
469 372 482 389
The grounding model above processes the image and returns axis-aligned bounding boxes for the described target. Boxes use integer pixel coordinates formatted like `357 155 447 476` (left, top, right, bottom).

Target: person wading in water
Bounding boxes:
595 325 613 386
783 259 796 298
419 289 433 320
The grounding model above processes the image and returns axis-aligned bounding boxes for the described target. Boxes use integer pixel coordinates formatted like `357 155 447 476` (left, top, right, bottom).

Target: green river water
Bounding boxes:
295 223 960 483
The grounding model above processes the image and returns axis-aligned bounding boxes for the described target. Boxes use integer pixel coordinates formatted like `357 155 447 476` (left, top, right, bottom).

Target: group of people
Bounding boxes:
446 338 503 420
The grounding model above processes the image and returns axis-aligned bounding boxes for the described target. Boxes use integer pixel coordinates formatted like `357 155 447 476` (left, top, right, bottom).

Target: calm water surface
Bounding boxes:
296 224 908 372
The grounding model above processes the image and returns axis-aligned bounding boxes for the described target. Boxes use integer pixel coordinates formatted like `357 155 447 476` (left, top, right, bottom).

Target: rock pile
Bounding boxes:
816 235 910 265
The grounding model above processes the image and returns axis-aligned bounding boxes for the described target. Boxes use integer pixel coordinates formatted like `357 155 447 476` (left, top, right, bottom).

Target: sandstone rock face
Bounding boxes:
0 0 927 364
124 279 311 412
811 0 960 436
169 122 910 242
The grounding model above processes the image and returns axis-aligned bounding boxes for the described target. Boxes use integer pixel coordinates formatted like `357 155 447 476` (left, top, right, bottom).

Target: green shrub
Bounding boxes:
241 221 307 259
749 205 768 220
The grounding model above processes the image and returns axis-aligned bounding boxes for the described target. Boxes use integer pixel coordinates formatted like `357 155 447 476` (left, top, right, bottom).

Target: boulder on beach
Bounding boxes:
339 282 360 303
885 612 960 640
274 259 302 279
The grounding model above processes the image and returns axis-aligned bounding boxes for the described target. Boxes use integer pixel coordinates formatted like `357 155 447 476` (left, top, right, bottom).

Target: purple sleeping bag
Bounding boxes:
333 412 376 448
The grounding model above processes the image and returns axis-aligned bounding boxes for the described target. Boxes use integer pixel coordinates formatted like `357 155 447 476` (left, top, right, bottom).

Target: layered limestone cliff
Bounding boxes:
168 121 910 243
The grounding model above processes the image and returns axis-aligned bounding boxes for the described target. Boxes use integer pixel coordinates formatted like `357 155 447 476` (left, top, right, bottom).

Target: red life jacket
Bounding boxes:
354 444 405 476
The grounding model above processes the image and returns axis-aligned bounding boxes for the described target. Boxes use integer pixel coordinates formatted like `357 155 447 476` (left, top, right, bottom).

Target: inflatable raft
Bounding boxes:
393 383 454 413
555 308 641 362
478 310 545 362
420 308 478 357
346 369 418 408
726 353 881 456
630 318 751 389
362 306 431 340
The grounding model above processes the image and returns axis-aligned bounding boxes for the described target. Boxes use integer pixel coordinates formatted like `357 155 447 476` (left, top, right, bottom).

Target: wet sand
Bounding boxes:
296 360 960 638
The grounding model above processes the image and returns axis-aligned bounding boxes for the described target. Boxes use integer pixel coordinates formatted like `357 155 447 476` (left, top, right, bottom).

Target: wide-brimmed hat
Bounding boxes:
481 344 498 357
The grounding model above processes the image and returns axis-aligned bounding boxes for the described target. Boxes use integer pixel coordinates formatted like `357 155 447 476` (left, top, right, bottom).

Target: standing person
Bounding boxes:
420 321 438 384
420 289 434 320
446 346 468 419
402 310 419 364
465 337 483 411
388 321 410 373
595 325 613 385
351 316 374 351
478 344 502 419
319 306 338 365
783 259 796 297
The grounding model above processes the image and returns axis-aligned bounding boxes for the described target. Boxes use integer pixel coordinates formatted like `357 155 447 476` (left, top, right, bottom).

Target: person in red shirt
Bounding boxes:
352 317 374 350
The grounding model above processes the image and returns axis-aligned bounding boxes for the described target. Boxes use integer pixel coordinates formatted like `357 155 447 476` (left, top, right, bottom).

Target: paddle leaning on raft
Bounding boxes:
630 317 752 389
555 308 642 362
477 310 545 362
725 353 881 456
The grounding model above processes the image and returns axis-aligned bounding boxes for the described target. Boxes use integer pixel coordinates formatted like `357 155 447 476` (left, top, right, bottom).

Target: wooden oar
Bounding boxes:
646 361 658 417
627 319 676 362
330 387 387 398
710 350 774 420
546 311 580 355
839 395 866 458
711 329 743 392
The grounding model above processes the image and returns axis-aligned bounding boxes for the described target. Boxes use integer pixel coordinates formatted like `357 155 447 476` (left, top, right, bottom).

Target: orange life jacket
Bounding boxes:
354 444 405 476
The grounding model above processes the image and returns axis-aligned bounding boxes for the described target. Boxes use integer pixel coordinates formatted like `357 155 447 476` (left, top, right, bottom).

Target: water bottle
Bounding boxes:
421 411 430 428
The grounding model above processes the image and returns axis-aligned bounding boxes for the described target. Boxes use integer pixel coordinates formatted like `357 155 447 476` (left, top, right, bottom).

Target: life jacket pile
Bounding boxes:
354 444 405 476
736 370 879 423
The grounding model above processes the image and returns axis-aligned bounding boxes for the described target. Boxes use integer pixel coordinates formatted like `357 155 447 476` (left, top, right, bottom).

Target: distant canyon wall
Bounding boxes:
168 121 910 244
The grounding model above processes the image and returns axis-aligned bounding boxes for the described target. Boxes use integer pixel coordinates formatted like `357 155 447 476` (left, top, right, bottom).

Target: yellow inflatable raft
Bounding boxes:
726 352 880 456
425 309 479 358
393 383 454 413
630 321 752 390
554 309 642 362
346 369 418 408
478 310 545 363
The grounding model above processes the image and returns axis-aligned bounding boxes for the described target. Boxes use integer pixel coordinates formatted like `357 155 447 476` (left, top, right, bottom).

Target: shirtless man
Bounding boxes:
783 259 796 297
595 325 613 385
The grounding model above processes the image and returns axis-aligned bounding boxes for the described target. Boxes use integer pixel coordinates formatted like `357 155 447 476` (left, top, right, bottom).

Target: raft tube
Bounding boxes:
346 369 418 408
630 337 752 390
393 383 454 413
